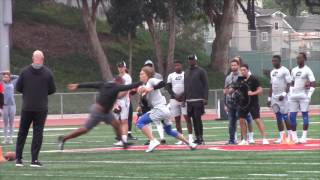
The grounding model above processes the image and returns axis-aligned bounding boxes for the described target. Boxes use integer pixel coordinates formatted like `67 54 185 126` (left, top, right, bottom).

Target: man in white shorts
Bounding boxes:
289 52 316 143
267 55 292 144
166 60 193 145
113 61 132 146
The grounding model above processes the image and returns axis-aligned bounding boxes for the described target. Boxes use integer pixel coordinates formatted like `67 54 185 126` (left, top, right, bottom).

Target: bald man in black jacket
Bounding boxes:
15 50 56 167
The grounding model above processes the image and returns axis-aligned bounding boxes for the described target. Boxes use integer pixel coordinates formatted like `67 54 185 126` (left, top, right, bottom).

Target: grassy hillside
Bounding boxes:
11 0 274 91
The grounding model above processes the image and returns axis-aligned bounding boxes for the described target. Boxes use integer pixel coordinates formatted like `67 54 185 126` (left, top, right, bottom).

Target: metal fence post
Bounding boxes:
214 90 218 109
60 93 64 119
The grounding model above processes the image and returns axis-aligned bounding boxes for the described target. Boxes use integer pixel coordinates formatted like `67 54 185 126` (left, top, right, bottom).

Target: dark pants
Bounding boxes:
128 102 133 132
227 107 238 142
187 101 205 141
16 110 48 162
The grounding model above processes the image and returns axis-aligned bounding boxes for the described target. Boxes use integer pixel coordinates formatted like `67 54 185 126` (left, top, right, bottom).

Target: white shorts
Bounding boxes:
113 99 130 120
289 94 310 112
169 99 187 117
149 105 172 126
271 96 288 114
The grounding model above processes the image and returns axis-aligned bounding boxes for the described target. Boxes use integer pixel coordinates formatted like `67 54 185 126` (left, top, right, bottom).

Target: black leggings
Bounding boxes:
16 110 48 161
187 101 205 140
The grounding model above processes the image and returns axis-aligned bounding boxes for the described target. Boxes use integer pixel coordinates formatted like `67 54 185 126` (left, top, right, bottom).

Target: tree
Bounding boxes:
237 0 257 50
263 0 308 16
80 0 113 80
105 0 144 74
142 0 198 76
202 0 237 73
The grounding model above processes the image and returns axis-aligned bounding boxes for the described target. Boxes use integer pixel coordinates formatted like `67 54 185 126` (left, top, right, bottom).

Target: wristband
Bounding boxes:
268 97 271 101
308 87 315 98
281 92 287 97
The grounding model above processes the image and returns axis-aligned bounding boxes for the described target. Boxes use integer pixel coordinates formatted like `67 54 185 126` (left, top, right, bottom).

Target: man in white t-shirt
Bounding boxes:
113 61 133 146
166 60 193 145
267 55 292 144
289 52 316 143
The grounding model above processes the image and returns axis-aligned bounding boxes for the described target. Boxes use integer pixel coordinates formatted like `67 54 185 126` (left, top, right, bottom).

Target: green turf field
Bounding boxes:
1 116 320 180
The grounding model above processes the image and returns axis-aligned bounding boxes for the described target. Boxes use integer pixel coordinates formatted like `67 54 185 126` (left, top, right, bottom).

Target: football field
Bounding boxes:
1 116 320 180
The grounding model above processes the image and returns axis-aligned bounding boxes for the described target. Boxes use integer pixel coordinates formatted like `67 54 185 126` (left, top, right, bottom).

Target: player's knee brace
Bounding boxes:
302 112 309 126
282 113 289 121
290 112 297 127
136 113 152 129
276 112 282 122
164 125 179 138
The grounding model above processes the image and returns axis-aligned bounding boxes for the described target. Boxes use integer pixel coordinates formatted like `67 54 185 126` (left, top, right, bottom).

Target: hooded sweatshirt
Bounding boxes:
16 65 56 111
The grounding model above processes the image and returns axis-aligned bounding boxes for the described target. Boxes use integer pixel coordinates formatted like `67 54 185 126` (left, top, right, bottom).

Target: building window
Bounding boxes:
274 22 279 30
261 32 268 41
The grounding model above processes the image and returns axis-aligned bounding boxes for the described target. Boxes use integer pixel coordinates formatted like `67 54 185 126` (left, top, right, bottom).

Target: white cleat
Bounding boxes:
238 140 249 145
248 139 255 144
262 139 270 145
189 142 197 150
274 138 281 144
113 141 124 146
145 139 160 153
298 137 307 144
175 141 184 145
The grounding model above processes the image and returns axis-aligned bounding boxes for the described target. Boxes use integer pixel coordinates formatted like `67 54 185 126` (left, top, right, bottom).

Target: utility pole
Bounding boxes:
0 0 12 71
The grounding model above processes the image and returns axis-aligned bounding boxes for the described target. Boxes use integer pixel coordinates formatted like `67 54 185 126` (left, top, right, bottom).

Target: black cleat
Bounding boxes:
160 139 166 145
128 134 138 140
15 159 24 167
30 160 43 168
57 136 65 150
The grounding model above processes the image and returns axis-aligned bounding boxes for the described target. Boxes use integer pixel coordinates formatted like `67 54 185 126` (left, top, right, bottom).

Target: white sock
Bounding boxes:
188 134 193 141
279 131 285 139
292 131 298 140
302 130 308 139
122 135 127 143
155 122 165 139
248 132 254 140
234 131 238 142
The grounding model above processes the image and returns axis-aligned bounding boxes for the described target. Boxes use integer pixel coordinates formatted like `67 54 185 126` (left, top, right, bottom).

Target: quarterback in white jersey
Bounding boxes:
268 55 292 144
136 66 197 152
289 52 316 143
113 61 133 146
166 60 193 145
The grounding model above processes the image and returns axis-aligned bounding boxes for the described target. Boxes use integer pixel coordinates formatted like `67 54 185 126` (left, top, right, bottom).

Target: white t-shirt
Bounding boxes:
145 78 167 108
167 71 184 96
118 73 132 103
270 66 291 97
291 65 315 95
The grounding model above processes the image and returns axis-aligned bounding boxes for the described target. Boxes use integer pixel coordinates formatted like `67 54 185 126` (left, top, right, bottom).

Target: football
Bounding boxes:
4 151 16 161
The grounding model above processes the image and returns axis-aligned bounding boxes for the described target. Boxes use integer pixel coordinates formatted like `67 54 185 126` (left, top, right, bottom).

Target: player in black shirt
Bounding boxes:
57 76 142 150
237 64 269 145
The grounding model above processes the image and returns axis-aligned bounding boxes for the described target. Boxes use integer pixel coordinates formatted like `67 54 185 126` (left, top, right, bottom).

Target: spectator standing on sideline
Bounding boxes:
184 54 208 145
1 71 19 144
15 50 56 167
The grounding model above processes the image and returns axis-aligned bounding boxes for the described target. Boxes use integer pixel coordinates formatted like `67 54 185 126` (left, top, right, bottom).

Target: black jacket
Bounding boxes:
184 66 209 101
78 81 142 113
16 65 56 111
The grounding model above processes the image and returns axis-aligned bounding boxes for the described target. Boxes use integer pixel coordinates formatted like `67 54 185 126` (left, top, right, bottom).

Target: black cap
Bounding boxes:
188 54 198 61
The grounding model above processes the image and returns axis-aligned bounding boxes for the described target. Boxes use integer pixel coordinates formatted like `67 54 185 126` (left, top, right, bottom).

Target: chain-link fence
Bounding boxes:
13 87 320 118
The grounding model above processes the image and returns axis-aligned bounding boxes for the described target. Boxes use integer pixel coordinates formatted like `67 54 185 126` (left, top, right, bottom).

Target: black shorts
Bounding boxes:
238 103 260 119
187 101 205 117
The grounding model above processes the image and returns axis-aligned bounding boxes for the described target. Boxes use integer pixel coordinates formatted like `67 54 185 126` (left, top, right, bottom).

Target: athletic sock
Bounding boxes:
122 135 127 143
301 130 308 139
279 131 285 139
248 132 254 140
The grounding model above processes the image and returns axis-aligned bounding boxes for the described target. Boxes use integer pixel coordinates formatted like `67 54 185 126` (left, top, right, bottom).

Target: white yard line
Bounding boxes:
248 174 288 177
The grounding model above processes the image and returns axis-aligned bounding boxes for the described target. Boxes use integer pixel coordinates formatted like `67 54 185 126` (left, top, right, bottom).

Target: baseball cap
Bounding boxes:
144 59 154 66
188 54 198 61
117 61 127 68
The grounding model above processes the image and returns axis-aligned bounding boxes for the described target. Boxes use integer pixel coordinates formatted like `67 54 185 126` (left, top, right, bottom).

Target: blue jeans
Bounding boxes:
228 107 238 142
